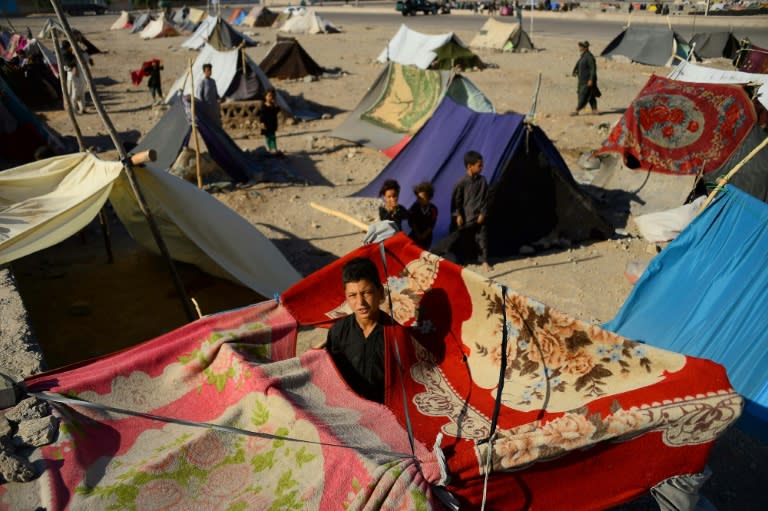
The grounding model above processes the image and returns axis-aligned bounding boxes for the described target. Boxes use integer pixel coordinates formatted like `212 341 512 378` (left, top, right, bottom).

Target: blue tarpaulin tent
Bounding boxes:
355 97 611 255
605 185 768 441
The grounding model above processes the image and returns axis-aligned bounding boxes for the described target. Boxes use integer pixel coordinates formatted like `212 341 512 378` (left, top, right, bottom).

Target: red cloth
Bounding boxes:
737 43 768 74
596 75 756 175
130 58 160 86
282 233 742 509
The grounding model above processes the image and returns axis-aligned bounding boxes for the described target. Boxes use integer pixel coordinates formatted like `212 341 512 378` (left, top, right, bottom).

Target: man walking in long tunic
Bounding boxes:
195 63 221 126
571 40 601 116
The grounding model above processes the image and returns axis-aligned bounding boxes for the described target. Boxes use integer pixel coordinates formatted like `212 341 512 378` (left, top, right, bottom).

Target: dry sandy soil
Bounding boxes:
7 5 768 509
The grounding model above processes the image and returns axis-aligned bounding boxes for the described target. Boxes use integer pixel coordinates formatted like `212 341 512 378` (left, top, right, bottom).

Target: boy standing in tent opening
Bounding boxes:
408 181 438 250
322 257 392 404
571 40 601 116
378 179 409 231
450 150 491 272
258 88 281 156
196 63 221 127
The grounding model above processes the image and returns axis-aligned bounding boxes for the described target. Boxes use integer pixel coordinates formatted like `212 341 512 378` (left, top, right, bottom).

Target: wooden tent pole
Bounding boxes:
48 0 197 322
188 58 204 189
700 136 768 211
310 202 368 231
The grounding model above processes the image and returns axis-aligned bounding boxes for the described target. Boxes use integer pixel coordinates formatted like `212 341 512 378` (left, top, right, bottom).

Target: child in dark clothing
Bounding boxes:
378 179 409 231
258 88 281 154
450 150 492 272
147 60 163 105
408 181 438 250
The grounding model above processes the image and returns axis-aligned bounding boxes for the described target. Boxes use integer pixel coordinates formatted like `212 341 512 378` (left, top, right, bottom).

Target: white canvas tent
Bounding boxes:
0 153 300 297
139 14 179 40
181 15 217 49
278 9 339 35
668 60 768 111
110 11 132 31
377 24 476 70
469 17 533 52
165 44 290 113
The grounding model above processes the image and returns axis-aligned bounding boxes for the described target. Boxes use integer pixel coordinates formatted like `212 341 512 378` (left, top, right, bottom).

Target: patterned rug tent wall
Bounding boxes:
280 233 742 509
331 62 493 157
1 234 742 509
735 41 768 74
355 97 613 255
592 75 766 214
605 185 768 442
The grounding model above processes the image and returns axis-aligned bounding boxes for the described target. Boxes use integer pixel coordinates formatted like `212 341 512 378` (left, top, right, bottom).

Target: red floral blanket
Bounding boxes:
596 75 756 175
282 233 742 509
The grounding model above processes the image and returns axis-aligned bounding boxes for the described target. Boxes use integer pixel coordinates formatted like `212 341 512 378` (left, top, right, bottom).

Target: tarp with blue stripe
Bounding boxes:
605 185 768 441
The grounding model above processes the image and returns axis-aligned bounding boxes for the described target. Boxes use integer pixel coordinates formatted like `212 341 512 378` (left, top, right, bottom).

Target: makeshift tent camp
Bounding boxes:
0 75 66 163
378 24 484 70
139 14 180 40
277 9 340 35
241 6 279 27
331 62 493 157
600 25 690 66
469 17 534 52
130 13 153 34
592 75 766 214
181 16 256 50
6 233 742 509
165 44 290 114
689 31 740 60
356 98 612 254
259 37 323 80
110 10 133 30
0 152 300 296
605 185 767 441
133 95 296 185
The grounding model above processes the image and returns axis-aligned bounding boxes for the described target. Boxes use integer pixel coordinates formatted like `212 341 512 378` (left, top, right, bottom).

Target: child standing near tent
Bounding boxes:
196 63 221 126
258 88 281 155
450 150 491 272
408 181 438 250
378 179 409 231
147 60 164 105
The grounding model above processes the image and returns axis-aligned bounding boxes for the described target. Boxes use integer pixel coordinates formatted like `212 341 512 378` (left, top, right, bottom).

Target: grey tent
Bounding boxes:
241 6 279 27
689 31 741 60
259 37 324 80
133 96 298 185
600 25 691 66
130 13 153 34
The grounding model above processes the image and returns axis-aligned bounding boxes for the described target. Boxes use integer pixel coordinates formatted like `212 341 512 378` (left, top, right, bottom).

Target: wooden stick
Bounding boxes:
188 59 203 189
309 202 368 231
48 1 197 322
129 149 157 166
700 136 768 211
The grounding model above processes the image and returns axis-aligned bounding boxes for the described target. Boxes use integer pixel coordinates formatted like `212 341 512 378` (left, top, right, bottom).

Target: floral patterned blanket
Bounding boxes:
11 301 444 510
596 75 756 175
282 233 743 510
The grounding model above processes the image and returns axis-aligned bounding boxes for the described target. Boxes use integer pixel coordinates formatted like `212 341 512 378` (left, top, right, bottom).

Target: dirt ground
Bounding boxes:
6 5 768 509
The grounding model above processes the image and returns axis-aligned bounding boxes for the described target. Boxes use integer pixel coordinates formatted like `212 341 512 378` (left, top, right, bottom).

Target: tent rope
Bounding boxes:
378 241 417 459
29 391 416 460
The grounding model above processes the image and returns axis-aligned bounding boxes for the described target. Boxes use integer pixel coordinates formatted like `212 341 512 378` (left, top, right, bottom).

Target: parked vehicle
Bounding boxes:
61 0 107 15
397 0 440 16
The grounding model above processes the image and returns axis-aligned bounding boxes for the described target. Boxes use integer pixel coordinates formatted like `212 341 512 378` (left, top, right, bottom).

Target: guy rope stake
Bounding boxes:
188 59 204 189
48 0 197 322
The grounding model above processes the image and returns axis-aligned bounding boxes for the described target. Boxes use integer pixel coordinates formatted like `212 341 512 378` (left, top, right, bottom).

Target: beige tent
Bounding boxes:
241 6 279 28
278 9 339 35
469 17 534 52
140 14 180 40
187 7 207 24
110 11 133 30
0 153 301 296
